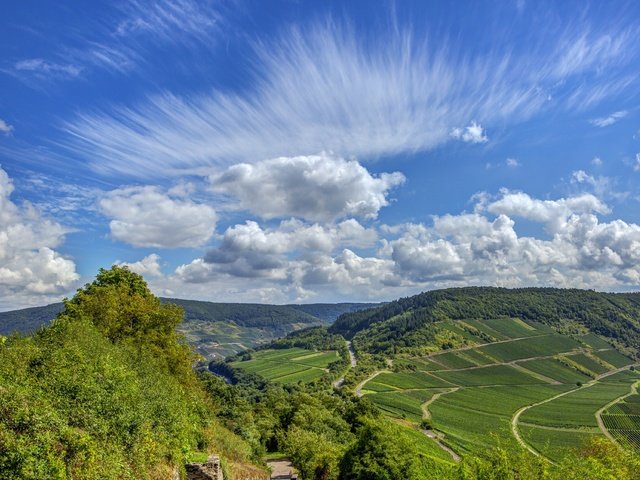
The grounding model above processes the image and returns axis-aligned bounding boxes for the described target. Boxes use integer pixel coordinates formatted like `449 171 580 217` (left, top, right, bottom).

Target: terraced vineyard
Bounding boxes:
358 316 640 462
229 347 340 384
600 383 640 451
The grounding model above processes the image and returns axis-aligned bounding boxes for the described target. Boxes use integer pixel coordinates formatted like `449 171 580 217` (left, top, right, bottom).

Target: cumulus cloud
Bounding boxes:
484 191 609 233
196 218 377 279
387 191 640 289
450 122 488 144
635 153 640 172
589 110 627 127
149 187 640 302
591 156 603 166
116 253 162 277
0 167 78 309
99 186 217 248
0 119 14 135
60 21 639 176
210 153 405 222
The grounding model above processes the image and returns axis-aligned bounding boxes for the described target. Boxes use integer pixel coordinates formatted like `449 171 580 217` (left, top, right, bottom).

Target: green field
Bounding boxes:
520 382 634 428
429 385 571 453
367 389 442 422
230 347 339 383
358 319 640 463
518 358 592 384
601 388 640 451
431 364 548 386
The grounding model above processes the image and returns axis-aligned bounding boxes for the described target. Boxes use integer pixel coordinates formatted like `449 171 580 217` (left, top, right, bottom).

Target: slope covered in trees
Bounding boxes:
0 267 264 479
330 287 640 356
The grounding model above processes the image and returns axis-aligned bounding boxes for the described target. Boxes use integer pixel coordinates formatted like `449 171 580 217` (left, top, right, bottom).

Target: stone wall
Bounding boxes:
186 455 223 480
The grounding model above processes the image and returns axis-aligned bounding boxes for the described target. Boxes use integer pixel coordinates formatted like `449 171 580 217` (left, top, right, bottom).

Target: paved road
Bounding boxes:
333 340 358 388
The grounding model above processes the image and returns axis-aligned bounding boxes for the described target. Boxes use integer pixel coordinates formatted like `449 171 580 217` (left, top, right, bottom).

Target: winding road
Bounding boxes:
333 340 357 388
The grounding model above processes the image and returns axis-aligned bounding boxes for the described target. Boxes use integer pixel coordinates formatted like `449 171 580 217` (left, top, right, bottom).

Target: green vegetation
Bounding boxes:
330 287 640 357
0 267 263 479
229 347 340 384
3 278 640 480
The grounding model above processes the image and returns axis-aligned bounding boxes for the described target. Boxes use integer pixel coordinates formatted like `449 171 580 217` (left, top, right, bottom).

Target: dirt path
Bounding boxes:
266 458 298 479
421 387 459 420
596 379 639 447
422 429 461 463
355 370 388 397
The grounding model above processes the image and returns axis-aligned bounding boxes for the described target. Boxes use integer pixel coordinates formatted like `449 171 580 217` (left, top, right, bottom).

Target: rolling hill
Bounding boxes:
0 298 377 360
329 287 640 357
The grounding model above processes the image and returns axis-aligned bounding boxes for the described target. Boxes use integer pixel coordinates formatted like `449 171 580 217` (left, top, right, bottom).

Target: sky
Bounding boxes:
1 0 640 310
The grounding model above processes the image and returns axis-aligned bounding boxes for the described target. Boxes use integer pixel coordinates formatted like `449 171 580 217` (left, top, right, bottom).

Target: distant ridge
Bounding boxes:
329 287 640 355
0 298 378 336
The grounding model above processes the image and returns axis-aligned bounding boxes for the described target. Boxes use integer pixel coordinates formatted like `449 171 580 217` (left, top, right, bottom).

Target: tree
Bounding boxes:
59 266 193 378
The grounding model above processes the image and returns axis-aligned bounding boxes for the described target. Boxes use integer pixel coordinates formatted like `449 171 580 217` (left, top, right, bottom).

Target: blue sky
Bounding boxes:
1 0 640 309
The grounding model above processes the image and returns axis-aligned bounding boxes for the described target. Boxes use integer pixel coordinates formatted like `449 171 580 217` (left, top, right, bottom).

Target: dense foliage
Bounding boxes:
0 267 260 480
2 275 640 480
330 287 640 356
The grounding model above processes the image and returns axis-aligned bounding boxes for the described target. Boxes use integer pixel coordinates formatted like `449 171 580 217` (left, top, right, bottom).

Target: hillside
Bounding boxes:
330 287 640 357
0 298 376 360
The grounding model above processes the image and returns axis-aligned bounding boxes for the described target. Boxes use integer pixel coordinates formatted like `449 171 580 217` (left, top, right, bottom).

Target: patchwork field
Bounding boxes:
229 347 339 384
358 317 639 463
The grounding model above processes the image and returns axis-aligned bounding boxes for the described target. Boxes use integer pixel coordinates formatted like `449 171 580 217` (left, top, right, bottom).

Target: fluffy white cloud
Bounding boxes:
0 168 78 309
388 192 640 289
0 118 13 135
484 191 609 233
634 153 640 172
590 110 627 127
198 218 377 279
116 254 162 277
99 186 217 248
210 154 405 222
138 188 640 304
450 122 488 144
591 157 603 166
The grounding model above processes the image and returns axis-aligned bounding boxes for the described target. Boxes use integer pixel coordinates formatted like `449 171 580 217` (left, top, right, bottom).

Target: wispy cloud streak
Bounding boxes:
61 19 640 177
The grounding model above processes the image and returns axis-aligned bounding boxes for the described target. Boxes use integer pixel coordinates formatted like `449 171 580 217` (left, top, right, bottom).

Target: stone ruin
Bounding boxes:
186 455 223 480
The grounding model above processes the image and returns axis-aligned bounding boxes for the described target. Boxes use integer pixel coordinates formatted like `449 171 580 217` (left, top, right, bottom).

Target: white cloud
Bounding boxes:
199 218 377 279
589 110 627 127
451 122 488 144
0 119 14 135
570 170 627 201
591 156 603 166
0 167 78 309
210 153 405 222
61 21 639 177
117 254 162 277
143 187 640 303
635 153 640 172
14 59 82 78
485 191 609 233
387 192 640 289
506 158 520 168
99 186 217 248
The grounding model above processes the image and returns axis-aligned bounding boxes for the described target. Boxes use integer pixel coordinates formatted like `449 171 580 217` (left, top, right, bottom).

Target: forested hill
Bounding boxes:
0 298 377 335
329 287 640 355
